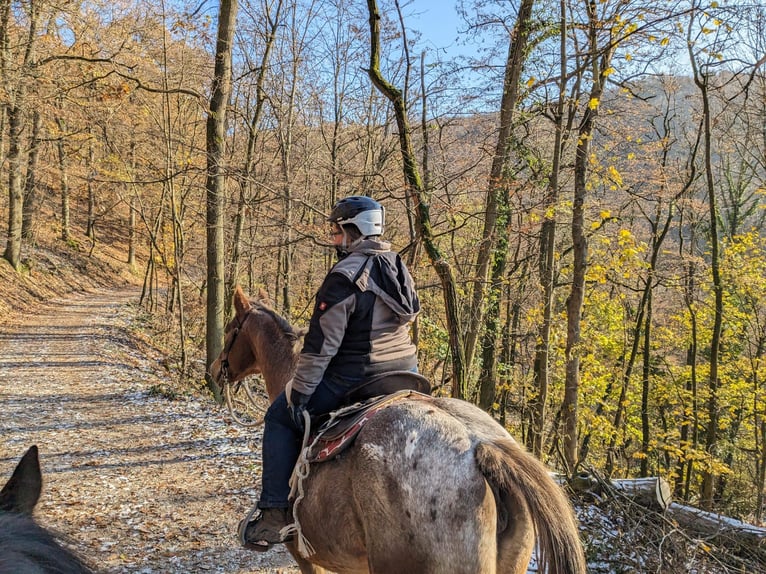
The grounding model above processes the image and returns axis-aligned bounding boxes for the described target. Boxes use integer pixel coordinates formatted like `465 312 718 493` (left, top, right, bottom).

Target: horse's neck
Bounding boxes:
261 361 297 403
253 309 301 403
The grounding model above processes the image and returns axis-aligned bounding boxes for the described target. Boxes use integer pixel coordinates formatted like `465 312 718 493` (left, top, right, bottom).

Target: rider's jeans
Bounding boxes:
257 382 345 509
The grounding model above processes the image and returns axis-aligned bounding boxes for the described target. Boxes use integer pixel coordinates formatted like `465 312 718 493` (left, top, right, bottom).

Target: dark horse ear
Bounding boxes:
0 445 42 515
233 286 252 317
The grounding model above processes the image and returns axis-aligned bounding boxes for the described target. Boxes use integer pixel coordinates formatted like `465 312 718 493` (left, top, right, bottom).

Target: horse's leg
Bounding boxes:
494 489 535 574
285 541 329 574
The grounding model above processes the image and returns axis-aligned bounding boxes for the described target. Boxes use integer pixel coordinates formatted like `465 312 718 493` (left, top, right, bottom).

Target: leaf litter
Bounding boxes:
0 287 298 573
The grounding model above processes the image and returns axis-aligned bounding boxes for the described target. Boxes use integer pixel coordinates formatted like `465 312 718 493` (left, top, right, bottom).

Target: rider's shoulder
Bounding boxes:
330 252 369 281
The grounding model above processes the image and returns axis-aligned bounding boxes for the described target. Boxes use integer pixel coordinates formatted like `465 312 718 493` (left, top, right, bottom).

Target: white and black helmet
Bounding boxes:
328 196 385 237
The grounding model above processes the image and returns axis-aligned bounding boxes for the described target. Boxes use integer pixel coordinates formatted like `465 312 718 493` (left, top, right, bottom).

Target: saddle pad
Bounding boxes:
307 390 432 463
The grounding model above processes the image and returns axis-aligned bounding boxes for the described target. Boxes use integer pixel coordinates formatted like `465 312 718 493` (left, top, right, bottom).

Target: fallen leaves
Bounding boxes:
0 289 298 573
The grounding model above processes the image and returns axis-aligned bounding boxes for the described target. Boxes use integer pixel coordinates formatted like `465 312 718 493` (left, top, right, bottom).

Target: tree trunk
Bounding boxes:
86 132 96 240
689 32 724 510
640 284 654 477
465 0 534 376
757 419 766 523
666 502 766 551
127 140 137 268
679 259 700 501
477 231 525 411
366 0 467 399
3 103 25 269
128 195 136 268
559 4 613 470
2 0 37 270
22 110 41 241
205 0 238 401
531 0 567 457
55 115 70 243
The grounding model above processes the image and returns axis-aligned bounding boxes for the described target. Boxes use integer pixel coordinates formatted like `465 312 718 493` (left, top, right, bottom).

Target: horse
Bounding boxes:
0 445 94 574
211 286 587 574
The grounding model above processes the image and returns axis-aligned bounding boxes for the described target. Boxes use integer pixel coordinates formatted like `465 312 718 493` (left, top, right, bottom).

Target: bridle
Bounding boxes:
219 309 253 383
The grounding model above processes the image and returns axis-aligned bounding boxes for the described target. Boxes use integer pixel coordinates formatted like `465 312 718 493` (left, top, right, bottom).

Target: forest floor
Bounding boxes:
0 286 299 573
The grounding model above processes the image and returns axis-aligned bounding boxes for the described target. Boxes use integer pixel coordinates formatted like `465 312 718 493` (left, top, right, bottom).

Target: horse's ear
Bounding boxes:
257 287 272 305
0 445 42 515
233 286 252 316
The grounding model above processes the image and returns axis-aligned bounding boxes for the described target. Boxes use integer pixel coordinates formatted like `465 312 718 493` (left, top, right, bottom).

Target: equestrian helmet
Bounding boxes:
328 196 385 237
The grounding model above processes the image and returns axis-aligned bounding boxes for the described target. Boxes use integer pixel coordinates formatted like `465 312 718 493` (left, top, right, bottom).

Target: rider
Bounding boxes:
240 195 420 551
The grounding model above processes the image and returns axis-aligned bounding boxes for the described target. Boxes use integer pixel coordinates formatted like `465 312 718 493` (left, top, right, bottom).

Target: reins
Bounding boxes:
219 301 305 429
219 310 267 428
223 377 267 428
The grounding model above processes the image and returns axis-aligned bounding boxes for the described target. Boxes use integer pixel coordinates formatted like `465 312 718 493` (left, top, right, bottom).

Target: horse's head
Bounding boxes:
210 286 263 386
210 286 305 401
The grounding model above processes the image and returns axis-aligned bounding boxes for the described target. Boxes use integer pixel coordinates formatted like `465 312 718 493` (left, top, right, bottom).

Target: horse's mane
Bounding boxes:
0 513 93 573
249 299 302 340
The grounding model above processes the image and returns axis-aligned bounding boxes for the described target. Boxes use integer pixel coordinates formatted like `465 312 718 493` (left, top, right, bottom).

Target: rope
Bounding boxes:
282 408 317 557
283 401 370 557
224 378 266 428
243 401 381 557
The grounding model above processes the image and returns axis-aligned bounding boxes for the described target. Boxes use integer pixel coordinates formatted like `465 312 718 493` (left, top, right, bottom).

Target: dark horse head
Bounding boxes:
0 446 93 574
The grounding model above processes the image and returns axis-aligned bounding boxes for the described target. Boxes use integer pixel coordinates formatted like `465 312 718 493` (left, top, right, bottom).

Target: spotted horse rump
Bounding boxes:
307 390 433 463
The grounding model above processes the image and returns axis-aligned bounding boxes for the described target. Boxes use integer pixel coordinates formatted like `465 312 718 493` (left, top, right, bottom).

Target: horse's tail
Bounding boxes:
476 440 587 574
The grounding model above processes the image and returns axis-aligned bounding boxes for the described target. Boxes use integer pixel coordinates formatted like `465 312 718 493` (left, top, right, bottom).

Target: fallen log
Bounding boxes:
564 473 766 554
666 502 766 547
609 477 672 511
561 473 671 511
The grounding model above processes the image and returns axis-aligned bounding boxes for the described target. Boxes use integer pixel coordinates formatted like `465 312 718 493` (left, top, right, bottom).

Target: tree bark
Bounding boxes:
666 502 766 551
2 0 38 270
558 2 613 470
531 0 567 457
22 110 41 240
205 0 239 401
55 115 70 242
688 24 724 510
86 132 96 240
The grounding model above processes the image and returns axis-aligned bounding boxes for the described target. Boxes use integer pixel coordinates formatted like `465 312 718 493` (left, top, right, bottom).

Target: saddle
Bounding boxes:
307 371 433 463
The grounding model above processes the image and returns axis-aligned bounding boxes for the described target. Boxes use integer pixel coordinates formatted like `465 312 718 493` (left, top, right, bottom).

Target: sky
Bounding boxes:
401 0 475 61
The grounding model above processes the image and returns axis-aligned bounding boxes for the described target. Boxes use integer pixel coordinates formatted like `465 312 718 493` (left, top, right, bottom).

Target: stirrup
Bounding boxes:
237 504 263 549
238 506 293 552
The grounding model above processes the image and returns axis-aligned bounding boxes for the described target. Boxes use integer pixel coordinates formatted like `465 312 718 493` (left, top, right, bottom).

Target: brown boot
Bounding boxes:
238 507 293 552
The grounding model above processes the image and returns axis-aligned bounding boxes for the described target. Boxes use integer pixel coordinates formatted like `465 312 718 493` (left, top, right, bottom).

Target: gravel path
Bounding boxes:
0 288 299 573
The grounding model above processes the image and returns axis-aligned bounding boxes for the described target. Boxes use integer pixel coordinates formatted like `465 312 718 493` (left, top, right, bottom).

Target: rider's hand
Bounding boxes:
288 388 311 434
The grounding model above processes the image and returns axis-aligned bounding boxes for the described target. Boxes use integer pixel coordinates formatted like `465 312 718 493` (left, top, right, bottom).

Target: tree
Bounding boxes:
2 0 40 269
366 0 467 398
531 0 569 457
469 0 535 412
206 0 239 401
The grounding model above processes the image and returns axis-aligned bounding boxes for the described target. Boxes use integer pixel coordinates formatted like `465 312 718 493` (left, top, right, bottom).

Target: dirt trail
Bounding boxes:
0 287 299 573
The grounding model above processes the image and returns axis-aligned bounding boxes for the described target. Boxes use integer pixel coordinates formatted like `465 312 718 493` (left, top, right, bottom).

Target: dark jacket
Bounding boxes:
291 238 419 397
